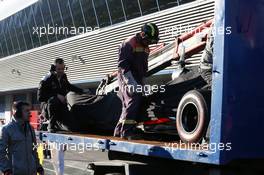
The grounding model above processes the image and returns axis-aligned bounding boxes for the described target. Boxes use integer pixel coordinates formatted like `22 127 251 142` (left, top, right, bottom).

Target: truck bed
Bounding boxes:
39 131 211 164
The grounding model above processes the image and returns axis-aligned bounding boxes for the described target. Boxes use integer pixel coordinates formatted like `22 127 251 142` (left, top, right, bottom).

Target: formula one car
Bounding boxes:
66 19 213 143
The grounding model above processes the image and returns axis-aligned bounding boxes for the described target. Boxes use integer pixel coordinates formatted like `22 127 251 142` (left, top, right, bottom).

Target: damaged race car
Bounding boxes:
64 19 213 144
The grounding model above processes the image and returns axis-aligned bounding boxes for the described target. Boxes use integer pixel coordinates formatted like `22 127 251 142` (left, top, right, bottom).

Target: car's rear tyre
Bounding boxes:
176 90 211 143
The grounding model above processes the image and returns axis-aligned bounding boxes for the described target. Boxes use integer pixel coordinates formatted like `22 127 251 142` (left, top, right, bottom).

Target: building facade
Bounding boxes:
0 0 214 122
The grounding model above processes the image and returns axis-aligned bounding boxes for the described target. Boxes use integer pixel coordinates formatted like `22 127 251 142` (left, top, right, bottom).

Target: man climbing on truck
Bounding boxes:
38 58 84 133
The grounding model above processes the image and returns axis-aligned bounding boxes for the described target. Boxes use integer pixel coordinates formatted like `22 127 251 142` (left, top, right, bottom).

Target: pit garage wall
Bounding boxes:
212 0 264 164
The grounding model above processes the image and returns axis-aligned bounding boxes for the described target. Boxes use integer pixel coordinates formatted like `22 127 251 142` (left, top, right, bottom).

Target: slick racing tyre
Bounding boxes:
176 90 211 143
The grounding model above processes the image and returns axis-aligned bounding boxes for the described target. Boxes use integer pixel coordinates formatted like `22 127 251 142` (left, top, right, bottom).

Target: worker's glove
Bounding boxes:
3 169 12 175
123 71 139 95
37 166 44 175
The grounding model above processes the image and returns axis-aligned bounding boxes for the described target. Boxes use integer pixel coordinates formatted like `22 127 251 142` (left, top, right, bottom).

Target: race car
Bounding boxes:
66 19 213 143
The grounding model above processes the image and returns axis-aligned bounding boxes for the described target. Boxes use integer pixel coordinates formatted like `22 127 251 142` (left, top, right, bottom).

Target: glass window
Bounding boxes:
25 6 41 48
69 0 86 29
139 0 159 15
3 19 15 55
8 16 21 54
13 94 27 102
58 0 74 37
20 9 34 50
0 43 3 58
0 23 9 57
15 12 27 52
108 0 126 24
94 0 111 27
32 3 49 45
178 0 194 5
158 0 178 10
41 0 57 43
48 0 66 40
122 0 141 20
79 0 98 28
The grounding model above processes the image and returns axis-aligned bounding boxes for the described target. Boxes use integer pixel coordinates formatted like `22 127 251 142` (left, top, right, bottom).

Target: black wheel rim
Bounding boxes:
181 102 199 133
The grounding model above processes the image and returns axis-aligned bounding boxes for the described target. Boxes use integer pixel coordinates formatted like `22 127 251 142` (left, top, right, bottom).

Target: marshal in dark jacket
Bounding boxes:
37 72 83 103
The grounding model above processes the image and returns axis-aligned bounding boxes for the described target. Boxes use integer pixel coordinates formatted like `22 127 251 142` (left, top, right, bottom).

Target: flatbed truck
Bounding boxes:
37 0 264 174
